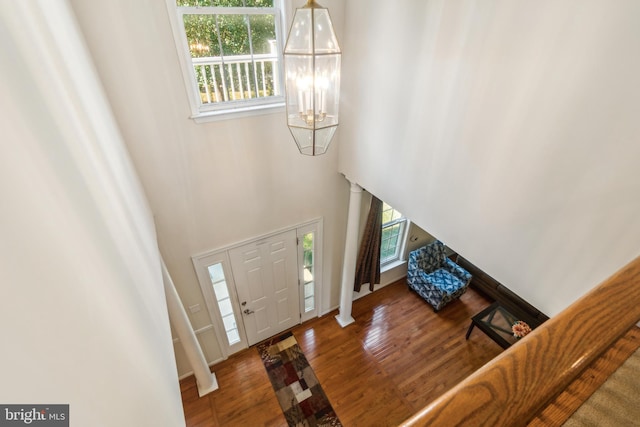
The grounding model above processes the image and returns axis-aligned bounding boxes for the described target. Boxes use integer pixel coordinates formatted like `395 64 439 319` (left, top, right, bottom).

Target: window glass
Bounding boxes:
302 232 314 313
381 203 407 265
171 0 283 117
208 263 241 345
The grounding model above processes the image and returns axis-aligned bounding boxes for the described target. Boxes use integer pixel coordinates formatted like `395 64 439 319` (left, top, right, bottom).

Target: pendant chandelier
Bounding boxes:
284 0 341 156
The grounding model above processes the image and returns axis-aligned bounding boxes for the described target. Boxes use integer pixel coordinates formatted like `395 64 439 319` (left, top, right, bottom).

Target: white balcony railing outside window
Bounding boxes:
192 41 281 105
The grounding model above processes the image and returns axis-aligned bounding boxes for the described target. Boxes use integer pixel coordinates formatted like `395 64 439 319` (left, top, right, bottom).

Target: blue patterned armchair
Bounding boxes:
407 240 472 311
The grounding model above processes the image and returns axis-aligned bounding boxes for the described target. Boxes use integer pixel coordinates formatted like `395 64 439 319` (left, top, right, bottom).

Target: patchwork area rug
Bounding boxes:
257 332 342 427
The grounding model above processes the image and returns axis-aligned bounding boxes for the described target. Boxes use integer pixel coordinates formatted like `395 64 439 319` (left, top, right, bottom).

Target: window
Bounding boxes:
207 262 241 346
167 0 285 121
297 221 322 322
301 232 315 313
381 202 408 266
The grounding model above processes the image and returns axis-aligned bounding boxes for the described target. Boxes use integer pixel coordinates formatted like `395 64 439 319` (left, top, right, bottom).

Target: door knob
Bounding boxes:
243 309 254 315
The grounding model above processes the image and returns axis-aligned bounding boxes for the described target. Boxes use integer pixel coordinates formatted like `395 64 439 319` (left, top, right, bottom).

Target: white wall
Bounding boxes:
339 0 640 316
0 2 184 425
69 0 349 375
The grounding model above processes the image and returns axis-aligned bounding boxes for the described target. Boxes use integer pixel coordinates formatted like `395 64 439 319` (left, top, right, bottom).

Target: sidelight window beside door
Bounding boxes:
208 263 241 346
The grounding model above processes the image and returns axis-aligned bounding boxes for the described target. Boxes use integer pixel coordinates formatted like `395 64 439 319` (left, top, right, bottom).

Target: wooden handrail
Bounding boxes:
401 256 640 427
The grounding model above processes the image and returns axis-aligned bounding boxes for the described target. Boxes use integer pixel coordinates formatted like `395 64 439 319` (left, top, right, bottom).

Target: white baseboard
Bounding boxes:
352 280 395 301
320 269 408 315
178 356 225 380
173 324 221 380
320 304 339 316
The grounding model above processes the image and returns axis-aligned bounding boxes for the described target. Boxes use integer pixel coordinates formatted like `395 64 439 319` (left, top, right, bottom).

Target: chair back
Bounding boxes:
417 240 446 272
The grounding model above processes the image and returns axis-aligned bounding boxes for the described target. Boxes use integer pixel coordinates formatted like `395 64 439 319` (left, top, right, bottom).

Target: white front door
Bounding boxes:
229 230 300 345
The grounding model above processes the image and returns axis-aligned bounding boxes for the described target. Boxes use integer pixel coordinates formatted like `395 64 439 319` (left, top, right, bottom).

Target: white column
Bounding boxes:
162 260 219 397
336 179 363 327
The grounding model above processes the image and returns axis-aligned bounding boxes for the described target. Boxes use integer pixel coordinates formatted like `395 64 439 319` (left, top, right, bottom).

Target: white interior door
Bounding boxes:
229 229 300 345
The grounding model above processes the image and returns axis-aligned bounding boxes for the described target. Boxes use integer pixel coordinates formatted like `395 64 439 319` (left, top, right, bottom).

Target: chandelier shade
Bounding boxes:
284 0 341 156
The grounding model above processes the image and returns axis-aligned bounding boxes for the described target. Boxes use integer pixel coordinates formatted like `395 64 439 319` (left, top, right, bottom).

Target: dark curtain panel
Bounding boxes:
354 195 383 292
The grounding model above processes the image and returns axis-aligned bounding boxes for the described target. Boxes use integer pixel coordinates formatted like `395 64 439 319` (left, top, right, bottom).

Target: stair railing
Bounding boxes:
401 256 640 427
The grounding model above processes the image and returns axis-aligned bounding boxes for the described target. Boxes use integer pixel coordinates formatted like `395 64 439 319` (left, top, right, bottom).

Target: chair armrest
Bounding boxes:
444 258 472 283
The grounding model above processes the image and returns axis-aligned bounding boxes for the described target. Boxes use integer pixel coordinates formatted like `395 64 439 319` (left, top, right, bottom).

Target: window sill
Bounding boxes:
381 259 407 274
191 102 285 124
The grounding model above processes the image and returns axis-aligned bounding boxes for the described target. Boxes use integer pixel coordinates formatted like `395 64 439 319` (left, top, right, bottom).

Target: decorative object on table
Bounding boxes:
284 0 341 156
407 240 472 311
512 320 532 339
257 332 342 427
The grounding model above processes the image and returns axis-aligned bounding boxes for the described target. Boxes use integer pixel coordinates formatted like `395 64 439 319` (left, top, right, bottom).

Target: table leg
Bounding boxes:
465 321 475 340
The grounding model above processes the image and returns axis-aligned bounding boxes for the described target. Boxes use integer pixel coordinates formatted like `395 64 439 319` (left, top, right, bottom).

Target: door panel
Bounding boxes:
229 229 299 345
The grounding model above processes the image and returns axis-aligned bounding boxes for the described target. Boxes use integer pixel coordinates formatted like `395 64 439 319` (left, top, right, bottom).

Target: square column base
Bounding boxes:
197 372 219 397
335 314 355 328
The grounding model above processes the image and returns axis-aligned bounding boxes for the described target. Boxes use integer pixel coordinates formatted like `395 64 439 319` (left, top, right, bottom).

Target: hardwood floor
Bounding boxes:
180 279 503 426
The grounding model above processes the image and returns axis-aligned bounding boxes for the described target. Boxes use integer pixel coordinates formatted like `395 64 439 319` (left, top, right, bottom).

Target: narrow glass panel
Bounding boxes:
302 232 314 312
227 329 240 344
304 281 314 296
222 313 236 332
213 281 229 299
208 262 241 346
304 295 314 312
218 297 233 317
209 263 225 284
303 267 313 284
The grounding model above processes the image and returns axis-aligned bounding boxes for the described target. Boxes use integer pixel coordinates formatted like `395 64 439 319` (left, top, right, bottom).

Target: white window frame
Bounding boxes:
165 0 288 123
380 204 409 269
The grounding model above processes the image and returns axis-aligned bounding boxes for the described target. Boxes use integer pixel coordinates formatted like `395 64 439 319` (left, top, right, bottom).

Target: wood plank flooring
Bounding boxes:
180 279 503 426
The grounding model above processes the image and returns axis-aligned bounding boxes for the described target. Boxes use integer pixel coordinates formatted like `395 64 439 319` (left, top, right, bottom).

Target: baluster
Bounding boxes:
192 53 281 102
245 62 253 99
209 65 221 103
236 63 244 99
198 65 212 104
220 63 229 102
269 40 280 96
228 63 236 100
260 60 267 97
